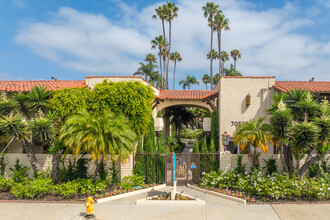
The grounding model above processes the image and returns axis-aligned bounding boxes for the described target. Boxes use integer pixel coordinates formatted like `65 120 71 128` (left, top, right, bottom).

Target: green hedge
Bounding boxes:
199 170 329 201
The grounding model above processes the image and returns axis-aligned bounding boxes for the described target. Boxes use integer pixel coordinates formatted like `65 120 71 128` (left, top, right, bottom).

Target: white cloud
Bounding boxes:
15 0 330 82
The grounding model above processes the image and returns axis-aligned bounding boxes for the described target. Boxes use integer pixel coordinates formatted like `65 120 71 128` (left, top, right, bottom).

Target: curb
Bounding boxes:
187 184 246 205
97 184 166 203
136 193 205 205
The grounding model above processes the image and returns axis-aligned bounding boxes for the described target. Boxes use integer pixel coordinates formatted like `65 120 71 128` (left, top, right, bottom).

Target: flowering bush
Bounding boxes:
199 170 329 201
120 174 144 190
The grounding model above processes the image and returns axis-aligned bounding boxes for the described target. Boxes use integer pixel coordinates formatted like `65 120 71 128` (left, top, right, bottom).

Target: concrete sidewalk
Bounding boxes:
0 186 329 220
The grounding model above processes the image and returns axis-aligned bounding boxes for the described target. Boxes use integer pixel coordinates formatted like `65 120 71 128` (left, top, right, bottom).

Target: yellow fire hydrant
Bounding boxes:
85 197 95 217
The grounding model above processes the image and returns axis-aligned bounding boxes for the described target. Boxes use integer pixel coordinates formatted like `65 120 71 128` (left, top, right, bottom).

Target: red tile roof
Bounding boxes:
159 90 217 100
273 81 330 93
0 80 87 92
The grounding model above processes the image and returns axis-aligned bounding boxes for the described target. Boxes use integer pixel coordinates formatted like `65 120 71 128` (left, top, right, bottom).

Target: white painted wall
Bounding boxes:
217 77 276 153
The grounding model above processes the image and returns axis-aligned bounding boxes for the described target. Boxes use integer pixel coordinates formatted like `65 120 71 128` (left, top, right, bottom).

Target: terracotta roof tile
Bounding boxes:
0 80 87 92
273 81 330 93
159 90 216 100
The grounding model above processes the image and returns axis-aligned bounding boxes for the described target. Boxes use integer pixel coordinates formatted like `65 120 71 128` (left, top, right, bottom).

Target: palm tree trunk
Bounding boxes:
205 83 207 90
93 155 104 182
222 61 225 76
162 18 166 40
210 19 214 90
234 60 237 70
166 20 172 90
173 60 176 90
23 141 42 173
188 84 190 90
217 28 221 75
163 56 166 89
159 54 163 89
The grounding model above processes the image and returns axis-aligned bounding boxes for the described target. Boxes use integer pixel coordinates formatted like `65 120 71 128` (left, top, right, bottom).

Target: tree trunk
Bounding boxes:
298 151 321 177
173 61 176 90
217 28 221 75
210 19 214 89
166 20 172 90
162 19 166 40
188 84 190 90
283 144 294 174
205 83 208 90
23 141 42 173
51 152 61 183
234 60 237 70
163 56 166 89
159 53 163 89
222 61 225 76
93 155 104 182
279 142 289 173
296 153 301 177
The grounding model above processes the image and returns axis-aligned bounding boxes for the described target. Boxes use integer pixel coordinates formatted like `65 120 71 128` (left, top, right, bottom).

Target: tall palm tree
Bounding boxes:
179 75 199 90
202 74 211 90
169 51 182 90
223 64 242 76
213 73 220 85
220 50 229 74
164 2 179 90
230 49 242 70
151 35 166 88
148 71 161 87
60 110 136 181
214 11 230 76
145 53 157 64
234 117 272 168
203 2 220 90
207 49 219 61
161 47 168 88
133 62 158 82
152 5 167 40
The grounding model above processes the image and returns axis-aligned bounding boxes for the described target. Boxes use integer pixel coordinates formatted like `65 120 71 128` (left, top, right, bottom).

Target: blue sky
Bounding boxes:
0 0 329 89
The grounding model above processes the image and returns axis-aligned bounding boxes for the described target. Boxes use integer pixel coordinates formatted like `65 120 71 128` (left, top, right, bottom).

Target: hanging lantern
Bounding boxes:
245 93 251 106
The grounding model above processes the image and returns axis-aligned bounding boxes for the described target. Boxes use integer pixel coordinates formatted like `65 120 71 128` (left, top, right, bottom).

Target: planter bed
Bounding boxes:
188 184 247 204
96 184 166 203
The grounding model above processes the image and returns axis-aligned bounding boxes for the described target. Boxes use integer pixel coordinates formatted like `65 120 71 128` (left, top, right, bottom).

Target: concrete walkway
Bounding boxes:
1 187 329 220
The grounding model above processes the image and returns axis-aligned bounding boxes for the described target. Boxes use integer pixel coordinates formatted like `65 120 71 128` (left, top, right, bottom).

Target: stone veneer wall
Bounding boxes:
3 154 123 179
220 151 330 173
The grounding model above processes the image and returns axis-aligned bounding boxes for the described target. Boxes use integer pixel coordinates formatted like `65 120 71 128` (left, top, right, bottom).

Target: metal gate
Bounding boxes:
134 153 219 186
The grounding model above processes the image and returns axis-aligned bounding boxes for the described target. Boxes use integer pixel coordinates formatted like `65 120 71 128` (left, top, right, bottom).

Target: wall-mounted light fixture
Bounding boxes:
221 132 230 151
245 93 251 107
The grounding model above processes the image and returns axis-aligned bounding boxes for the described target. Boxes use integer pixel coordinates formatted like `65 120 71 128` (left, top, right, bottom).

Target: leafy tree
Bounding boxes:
230 49 242 70
234 117 272 168
214 11 230 75
151 35 167 88
50 87 91 120
202 74 211 90
269 91 329 177
207 49 219 61
211 110 219 151
193 139 199 153
166 106 195 139
203 2 220 89
91 80 155 135
133 62 158 82
0 86 53 173
220 51 229 75
145 53 157 64
143 116 156 153
179 75 199 90
169 51 182 90
59 110 136 181
223 64 242 76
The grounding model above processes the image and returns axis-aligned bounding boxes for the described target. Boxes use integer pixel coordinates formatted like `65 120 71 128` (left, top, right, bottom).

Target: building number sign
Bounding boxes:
231 121 247 127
